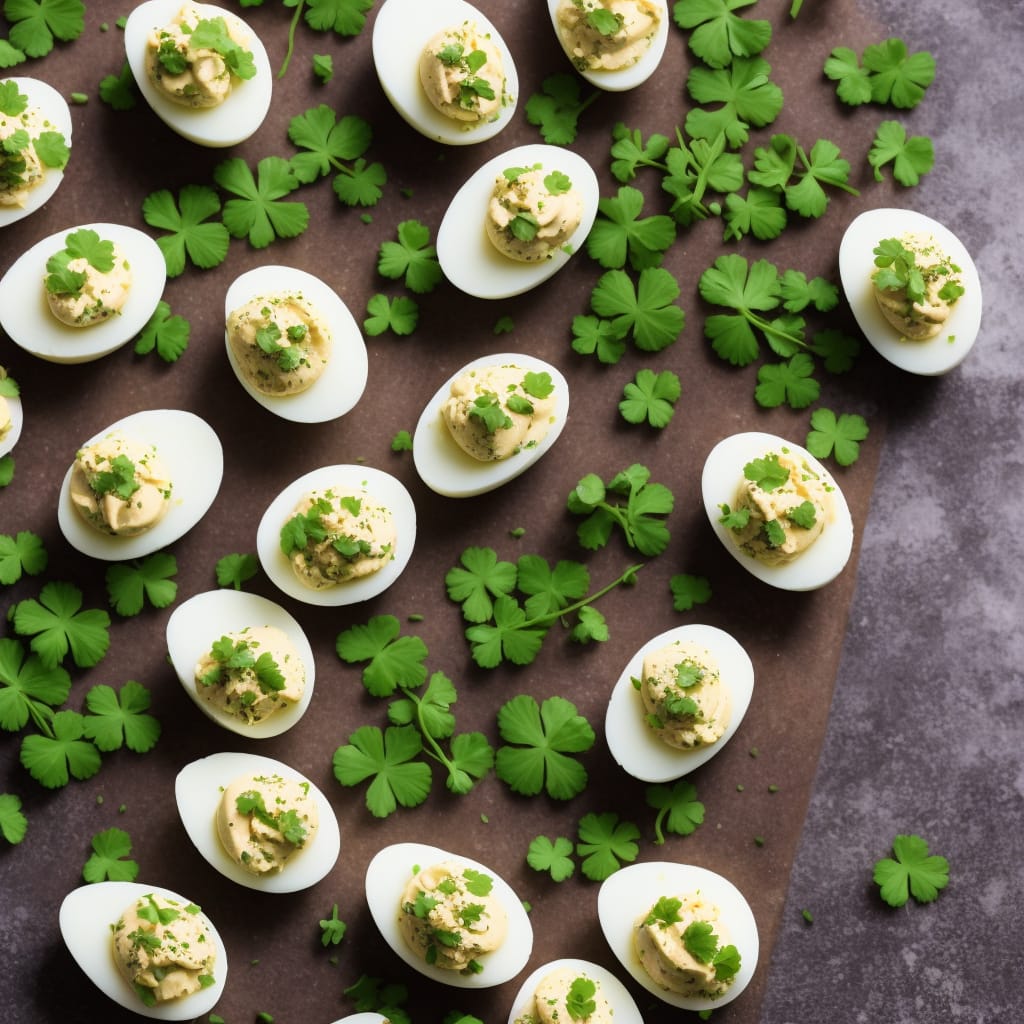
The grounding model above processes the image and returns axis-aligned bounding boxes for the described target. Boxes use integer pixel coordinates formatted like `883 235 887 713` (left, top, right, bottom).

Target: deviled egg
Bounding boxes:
330 1017 390 1024
839 207 982 375
0 76 71 227
124 0 272 147
175 750 340 893
413 352 569 497
547 0 669 92
437 143 599 299
57 408 222 561
506 958 643 1024
701 431 853 591
372 0 518 145
598 861 758 1011
59 881 226 1020
365 841 533 988
256 464 416 607
605 624 754 783
0 366 23 458
224 265 368 423
0 222 166 363
166 589 315 738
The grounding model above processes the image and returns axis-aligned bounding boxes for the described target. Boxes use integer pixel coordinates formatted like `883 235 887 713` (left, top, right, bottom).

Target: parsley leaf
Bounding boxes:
105 552 178 616
390 429 413 452
586 185 676 271
141 185 230 277
646 780 705 844
495 694 595 800
526 835 575 881
319 903 347 946
20 709 101 788
673 0 772 70
669 573 712 612
722 186 786 242
588 267 685 353
570 314 626 365
685 56 783 149
377 220 441 293
576 811 640 881
134 301 189 362
609 122 670 183
873 834 949 906
0 792 27 844
332 724 432 818
619 368 681 428
0 636 70 732
215 552 259 590
0 530 47 585
444 546 517 624
863 38 936 107
6 0 84 59
99 60 137 110
806 407 869 466
868 119 935 186
304 0 375 36
524 73 599 145
754 353 820 409
82 681 160 753
214 155 310 248
363 294 418 336
0 454 13 487
336 615 428 697
12 581 110 669
82 826 139 882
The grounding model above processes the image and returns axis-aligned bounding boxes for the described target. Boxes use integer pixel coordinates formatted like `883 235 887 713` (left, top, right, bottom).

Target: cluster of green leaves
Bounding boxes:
586 185 676 270
445 546 640 668
0 529 46 585
528 811 638 882
0 0 85 66
673 0 772 70
9 580 110 669
134 301 190 362
825 39 936 109
319 903 347 946
44 229 114 295
524 73 600 145
364 219 440 337
344 974 410 1024
567 464 673 556
873 833 949 906
867 120 934 186
105 552 178 616
806 407 869 466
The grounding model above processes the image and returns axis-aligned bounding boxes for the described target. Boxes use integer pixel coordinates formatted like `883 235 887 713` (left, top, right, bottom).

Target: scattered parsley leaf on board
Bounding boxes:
377 220 441 293
363 294 419 336
312 53 333 83
332 724 432 818
335 615 428 698
493 314 514 334
82 826 139 882
722 186 787 241
873 834 949 906
82 681 160 753
0 637 70 732
673 0 772 70
811 328 861 373
670 573 712 611
344 974 410 1017
576 811 640 881
105 552 178 616
868 120 935 186
570 313 627 365
134 301 189 362
215 552 259 590
831 38 936 109
0 793 27 844
20 709 101 788
445 546 517 624
303 0 375 37
0 455 13 487
806 408 869 466
570 604 609 644
586 185 676 271
515 554 589 620
6 0 85 58
647 780 705 844
525 73 599 145
526 835 575 881
755 353 820 409
779 269 838 313
214 155 310 248
685 56 783 149
390 430 413 452
0 530 46 585
141 185 230 277
660 131 744 227
464 595 548 668
823 46 872 105
12 581 111 669
319 904 347 946
495 694 595 800
619 368 681 428
0 40 25 68
609 122 670 183
98 60 137 109
589 267 685 353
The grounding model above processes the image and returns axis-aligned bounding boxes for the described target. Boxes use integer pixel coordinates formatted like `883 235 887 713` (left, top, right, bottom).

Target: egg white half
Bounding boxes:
436 143 599 299
57 408 223 561
166 589 316 738
546 0 669 92
0 222 166 363
59 880 228 1021
597 861 758 1011
124 0 272 148
329 1015 390 1024
0 389 23 457
224 265 368 423
175 750 340 893
839 207 982 375
701 431 853 591
256 464 416 607
0 76 71 228
412 351 569 497
365 841 533 989
372 0 519 146
506 957 643 1024
605 623 754 783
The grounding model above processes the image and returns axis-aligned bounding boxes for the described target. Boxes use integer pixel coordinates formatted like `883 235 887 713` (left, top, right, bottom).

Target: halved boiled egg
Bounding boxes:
175 750 340 893
330 1016 390 1024
605 623 754 783
372 0 518 146
598 861 758 1012
700 431 853 591
166 589 315 738
839 207 982 375
547 0 669 92
124 0 272 147
224 265 368 423
412 351 569 497
256 464 416 607
436 143 599 299
59 880 227 1021
506 957 643 1024
0 222 166 363
365 841 533 989
57 408 223 561
0 368 22 458
0 76 71 228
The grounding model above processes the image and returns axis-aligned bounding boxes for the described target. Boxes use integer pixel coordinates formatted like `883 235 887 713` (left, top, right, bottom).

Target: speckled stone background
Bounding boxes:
762 0 1024 1021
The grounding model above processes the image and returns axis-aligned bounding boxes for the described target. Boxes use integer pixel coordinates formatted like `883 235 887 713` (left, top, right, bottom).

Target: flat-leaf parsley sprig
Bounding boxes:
141 185 230 277
824 39 936 109
214 155 310 248
525 73 600 145
873 833 949 907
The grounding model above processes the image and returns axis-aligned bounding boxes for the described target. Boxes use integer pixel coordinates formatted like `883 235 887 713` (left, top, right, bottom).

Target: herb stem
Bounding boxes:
277 0 306 79
519 563 644 630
